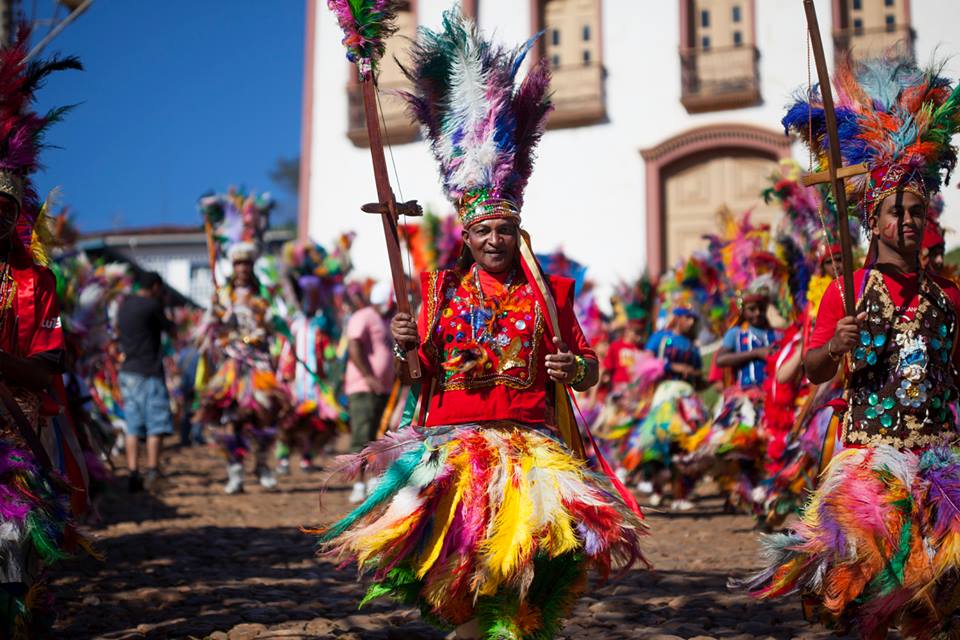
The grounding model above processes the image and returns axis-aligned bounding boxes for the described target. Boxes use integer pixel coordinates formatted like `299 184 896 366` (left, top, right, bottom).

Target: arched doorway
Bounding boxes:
641 124 792 274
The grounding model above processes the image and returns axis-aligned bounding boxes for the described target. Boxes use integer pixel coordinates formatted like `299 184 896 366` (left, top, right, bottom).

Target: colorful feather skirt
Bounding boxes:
591 383 653 445
741 444 960 639
197 351 291 429
283 399 344 436
619 380 705 472
680 386 766 509
315 424 648 639
0 436 92 639
276 400 345 461
762 381 809 477
755 401 840 527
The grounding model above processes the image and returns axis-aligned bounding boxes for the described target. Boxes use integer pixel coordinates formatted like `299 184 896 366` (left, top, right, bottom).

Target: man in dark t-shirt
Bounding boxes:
117 271 175 491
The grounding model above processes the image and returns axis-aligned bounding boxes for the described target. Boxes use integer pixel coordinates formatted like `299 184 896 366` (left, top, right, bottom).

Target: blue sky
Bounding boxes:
30 0 306 232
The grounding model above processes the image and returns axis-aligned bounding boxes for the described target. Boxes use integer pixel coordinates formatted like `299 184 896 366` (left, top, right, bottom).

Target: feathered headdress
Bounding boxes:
281 234 355 333
54 254 131 354
612 274 657 332
698 207 797 322
327 0 400 79
399 9 552 228
536 248 588 297
657 255 727 339
198 187 275 263
923 192 946 250
0 28 81 245
783 53 960 223
702 207 772 293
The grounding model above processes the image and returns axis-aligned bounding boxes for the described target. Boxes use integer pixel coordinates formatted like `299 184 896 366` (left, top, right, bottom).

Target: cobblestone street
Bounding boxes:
53 445 851 640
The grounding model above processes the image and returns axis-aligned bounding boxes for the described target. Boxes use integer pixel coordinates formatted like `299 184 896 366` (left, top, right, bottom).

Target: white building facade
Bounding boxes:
79 226 294 307
299 0 960 292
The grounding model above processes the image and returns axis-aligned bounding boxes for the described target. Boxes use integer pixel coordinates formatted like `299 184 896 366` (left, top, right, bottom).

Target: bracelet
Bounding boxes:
392 343 407 361
826 339 842 363
570 355 588 386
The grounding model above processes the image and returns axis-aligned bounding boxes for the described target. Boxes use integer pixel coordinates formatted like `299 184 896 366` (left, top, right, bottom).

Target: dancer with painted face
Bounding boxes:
314 9 646 639
741 54 960 639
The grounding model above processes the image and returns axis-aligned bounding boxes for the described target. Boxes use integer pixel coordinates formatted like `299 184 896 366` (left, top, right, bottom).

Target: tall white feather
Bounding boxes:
445 38 495 195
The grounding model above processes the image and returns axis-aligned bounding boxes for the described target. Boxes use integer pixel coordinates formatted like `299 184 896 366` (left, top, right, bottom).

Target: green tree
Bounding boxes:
270 156 300 195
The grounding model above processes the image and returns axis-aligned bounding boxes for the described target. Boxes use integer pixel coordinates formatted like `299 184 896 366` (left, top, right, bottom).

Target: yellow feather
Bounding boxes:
932 532 960 581
414 450 470 578
422 557 462 609
546 499 578 556
353 511 421 566
480 451 534 595
681 424 712 453
530 444 579 556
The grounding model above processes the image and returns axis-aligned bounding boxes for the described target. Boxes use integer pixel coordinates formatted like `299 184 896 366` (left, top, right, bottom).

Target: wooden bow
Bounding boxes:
357 72 423 379
800 0 869 316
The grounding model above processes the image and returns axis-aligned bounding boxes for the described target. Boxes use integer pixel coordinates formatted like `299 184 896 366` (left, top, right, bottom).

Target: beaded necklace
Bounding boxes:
467 264 516 346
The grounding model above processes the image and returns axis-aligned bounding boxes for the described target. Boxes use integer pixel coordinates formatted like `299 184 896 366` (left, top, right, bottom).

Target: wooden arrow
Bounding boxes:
802 0 867 317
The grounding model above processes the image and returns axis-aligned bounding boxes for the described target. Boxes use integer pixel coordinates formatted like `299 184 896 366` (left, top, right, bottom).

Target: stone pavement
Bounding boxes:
52 445 853 639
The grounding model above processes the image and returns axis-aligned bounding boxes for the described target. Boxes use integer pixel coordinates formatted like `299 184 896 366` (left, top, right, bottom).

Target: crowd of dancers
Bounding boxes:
4 2 960 639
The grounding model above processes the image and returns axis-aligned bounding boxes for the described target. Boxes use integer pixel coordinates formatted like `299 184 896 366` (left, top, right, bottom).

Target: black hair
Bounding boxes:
456 243 475 270
138 271 162 290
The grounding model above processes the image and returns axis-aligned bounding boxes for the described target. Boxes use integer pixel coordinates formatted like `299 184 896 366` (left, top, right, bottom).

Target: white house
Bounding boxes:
78 225 294 307
298 0 960 295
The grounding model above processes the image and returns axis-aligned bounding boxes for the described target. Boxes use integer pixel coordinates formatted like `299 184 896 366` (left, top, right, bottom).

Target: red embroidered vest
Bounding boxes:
422 266 545 393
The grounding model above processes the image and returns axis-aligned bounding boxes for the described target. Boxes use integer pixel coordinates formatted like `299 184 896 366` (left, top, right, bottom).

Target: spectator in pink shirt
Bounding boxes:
345 282 396 503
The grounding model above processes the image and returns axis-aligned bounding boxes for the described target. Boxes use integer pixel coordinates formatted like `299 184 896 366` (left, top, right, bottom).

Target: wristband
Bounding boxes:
571 355 588 386
827 339 842 363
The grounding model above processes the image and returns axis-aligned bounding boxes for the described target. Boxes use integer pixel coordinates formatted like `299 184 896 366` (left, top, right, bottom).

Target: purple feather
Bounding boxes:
507 59 553 209
0 485 30 521
918 448 960 539
577 522 602 556
327 0 400 71
397 8 553 209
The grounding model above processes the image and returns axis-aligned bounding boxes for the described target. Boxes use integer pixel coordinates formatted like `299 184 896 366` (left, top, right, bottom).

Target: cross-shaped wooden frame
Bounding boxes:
801 0 871 317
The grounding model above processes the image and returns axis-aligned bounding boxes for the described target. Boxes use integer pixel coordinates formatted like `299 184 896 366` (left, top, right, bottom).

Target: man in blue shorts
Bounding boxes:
117 271 175 491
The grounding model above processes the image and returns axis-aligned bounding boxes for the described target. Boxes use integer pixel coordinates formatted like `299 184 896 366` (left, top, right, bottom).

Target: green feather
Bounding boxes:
319 444 425 542
525 553 586 640
472 553 586 640
25 513 68 565
476 594 520 640
863 495 914 598
360 565 421 608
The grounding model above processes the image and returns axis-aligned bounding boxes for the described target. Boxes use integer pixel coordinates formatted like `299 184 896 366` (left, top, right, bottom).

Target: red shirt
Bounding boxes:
604 339 641 386
811 267 960 370
417 269 595 426
3 245 64 361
